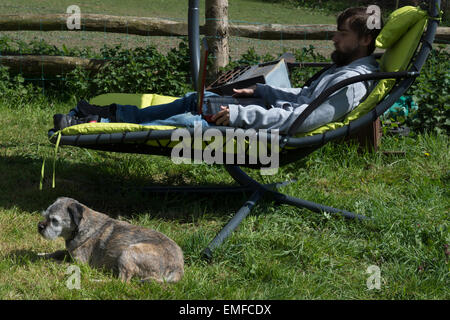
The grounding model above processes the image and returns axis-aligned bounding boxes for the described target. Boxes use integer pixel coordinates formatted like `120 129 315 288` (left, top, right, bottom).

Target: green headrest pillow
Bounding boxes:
376 6 427 49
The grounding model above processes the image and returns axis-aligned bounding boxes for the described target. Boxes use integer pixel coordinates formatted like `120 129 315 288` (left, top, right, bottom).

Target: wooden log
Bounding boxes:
0 55 106 77
0 14 187 36
228 23 337 40
0 14 448 43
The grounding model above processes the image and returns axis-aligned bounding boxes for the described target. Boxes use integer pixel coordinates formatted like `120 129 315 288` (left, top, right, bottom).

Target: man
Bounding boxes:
54 7 382 134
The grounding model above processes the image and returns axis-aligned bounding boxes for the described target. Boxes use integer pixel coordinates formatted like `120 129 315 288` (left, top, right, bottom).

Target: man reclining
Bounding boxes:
53 7 383 134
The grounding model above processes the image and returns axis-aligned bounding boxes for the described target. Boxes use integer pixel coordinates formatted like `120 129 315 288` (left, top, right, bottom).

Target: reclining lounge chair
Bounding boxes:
48 1 442 259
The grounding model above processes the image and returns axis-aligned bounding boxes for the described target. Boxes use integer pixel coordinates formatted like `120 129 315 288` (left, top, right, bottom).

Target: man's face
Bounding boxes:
331 19 369 66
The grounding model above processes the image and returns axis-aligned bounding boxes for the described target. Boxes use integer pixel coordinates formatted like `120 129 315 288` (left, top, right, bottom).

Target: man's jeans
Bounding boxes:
103 91 219 128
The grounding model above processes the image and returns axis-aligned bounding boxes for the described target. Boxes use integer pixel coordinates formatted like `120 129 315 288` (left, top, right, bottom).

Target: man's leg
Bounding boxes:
115 91 219 124
139 113 210 128
115 92 197 124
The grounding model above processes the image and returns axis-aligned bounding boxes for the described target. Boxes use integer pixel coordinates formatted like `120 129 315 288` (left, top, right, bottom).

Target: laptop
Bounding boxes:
197 38 266 123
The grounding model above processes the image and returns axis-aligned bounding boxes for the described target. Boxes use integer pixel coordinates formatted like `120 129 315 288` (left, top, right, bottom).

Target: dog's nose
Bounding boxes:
38 222 46 232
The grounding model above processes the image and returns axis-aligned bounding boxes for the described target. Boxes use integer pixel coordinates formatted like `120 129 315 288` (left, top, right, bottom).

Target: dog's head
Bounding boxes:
38 197 84 240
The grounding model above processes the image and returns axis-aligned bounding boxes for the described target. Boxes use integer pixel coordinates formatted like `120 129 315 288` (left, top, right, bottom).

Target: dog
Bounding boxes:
38 197 184 283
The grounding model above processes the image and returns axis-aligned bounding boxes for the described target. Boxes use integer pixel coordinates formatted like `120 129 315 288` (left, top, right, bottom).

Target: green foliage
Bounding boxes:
0 35 193 100
64 41 192 99
0 35 97 57
0 66 47 106
227 47 276 68
290 45 328 87
406 46 450 135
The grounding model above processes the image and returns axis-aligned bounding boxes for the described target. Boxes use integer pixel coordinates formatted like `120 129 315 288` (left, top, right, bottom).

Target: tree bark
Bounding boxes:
205 0 229 81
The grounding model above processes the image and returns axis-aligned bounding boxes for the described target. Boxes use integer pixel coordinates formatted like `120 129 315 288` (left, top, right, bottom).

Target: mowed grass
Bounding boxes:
0 0 337 24
0 95 448 300
0 0 448 300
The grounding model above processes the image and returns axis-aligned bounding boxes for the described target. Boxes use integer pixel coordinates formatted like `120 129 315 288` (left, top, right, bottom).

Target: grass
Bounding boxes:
0 0 448 301
0 94 448 300
0 0 337 61
0 0 337 24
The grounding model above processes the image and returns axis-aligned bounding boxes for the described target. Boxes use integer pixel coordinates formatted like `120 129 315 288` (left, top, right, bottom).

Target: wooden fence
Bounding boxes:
0 13 449 77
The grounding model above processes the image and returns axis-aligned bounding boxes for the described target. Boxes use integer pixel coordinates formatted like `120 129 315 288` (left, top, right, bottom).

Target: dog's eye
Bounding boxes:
51 218 59 225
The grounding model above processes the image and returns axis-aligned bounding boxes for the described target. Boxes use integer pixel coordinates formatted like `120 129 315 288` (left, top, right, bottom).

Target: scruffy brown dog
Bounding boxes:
38 197 184 283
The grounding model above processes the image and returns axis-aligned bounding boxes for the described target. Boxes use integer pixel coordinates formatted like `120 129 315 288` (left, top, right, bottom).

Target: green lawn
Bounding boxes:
0 95 448 299
0 0 448 301
0 0 337 24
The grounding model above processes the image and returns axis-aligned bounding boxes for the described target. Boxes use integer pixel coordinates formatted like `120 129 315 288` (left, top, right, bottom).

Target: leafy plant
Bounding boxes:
406 46 450 134
63 41 192 99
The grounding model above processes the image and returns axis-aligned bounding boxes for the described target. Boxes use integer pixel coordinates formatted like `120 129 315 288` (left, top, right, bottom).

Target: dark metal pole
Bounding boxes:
202 190 264 260
188 0 200 90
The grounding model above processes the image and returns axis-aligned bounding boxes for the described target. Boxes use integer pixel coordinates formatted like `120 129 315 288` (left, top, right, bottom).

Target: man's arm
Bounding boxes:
210 87 255 125
228 83 363 133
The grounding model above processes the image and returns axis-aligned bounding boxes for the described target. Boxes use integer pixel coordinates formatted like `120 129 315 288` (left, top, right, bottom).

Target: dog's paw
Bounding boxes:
37 250 72 262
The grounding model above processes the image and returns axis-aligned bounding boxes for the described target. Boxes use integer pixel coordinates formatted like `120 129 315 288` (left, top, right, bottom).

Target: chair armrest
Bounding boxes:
286 70 420 136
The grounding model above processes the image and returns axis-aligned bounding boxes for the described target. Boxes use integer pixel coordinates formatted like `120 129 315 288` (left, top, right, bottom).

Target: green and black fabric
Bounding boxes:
47 1 442 259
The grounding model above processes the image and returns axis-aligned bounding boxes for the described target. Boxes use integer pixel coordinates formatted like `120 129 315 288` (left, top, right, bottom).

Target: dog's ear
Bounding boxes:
67 202 84 227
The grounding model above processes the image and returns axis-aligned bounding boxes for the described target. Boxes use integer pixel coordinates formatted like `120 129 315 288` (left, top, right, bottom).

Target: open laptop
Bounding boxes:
197 38 266 123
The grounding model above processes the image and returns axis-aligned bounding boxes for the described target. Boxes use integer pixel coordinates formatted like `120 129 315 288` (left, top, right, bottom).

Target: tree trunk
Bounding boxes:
205 0 229 82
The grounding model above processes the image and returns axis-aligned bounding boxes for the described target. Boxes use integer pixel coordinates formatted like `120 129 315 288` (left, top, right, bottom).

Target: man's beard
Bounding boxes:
331 47 359 67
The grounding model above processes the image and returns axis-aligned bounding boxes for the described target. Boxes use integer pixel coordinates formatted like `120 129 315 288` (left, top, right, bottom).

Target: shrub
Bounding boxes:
406 46 450 134
64 41 192 99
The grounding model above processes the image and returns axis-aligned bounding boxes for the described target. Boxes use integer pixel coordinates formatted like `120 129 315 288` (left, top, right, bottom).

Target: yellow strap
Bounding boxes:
52 132 62 189
39 159 45 191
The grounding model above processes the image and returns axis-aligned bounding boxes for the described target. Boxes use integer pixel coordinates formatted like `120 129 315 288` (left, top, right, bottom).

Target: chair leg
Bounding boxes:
202 190 264 260
141 165 369 259
270 191 369 221
224 165 369 221
200 165 370 259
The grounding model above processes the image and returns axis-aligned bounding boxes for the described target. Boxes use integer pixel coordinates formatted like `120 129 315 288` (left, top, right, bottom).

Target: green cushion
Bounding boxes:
89 93 178 108
379 17 427 72
376 6 427 49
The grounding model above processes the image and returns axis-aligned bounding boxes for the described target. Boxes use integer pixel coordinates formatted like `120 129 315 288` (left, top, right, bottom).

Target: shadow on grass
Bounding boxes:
0 155 253 222
3 249 72 266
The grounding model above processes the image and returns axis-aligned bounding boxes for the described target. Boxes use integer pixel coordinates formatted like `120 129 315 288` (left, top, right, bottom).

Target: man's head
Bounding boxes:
331 7 383 66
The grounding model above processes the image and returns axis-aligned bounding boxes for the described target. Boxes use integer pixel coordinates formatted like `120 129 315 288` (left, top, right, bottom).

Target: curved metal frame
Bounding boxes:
48 0 441 259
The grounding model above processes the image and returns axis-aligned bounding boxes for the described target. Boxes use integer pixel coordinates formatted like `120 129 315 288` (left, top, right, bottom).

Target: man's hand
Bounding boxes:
210 106 230 126
232 87 255 97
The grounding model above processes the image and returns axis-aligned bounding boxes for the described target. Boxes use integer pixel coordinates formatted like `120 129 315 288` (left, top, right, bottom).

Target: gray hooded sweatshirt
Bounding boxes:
228 55 379 134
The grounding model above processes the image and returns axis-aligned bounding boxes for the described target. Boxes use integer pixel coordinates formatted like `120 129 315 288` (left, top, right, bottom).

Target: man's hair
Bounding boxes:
337 7 384 55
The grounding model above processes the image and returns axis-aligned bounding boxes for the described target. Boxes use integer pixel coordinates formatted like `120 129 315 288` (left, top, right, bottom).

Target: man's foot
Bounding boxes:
77 100 117 121
53 114 99 131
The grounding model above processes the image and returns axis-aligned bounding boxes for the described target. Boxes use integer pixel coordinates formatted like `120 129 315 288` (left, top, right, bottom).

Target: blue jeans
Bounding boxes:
104 91 219 128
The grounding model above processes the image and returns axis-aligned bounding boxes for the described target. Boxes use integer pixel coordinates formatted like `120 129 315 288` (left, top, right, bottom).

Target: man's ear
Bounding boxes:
67 202 84 227
359 34 373 47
